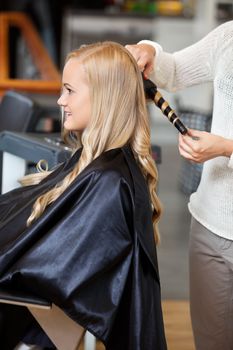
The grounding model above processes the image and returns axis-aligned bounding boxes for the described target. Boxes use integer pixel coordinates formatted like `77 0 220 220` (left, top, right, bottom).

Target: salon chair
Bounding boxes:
0 287 86 350
0 90 38 133
0 90 39 193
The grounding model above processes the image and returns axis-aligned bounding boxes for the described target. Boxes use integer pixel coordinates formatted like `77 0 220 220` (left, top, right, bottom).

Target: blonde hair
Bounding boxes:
27 42 162 243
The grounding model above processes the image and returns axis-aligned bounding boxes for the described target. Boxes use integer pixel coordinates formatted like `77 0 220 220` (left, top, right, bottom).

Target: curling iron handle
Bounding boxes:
174 119 188 135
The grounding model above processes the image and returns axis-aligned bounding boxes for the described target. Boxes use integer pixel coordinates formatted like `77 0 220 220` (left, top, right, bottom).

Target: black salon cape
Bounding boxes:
0 145 167 350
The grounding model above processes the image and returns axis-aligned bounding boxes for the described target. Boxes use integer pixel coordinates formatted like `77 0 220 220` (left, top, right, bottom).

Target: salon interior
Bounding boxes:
0 0 232 349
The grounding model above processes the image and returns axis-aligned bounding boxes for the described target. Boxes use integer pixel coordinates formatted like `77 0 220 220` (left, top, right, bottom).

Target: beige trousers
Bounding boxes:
189 217 233 350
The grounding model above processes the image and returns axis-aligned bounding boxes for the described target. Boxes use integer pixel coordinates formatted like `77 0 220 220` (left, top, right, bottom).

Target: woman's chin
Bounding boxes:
64 121 84 132
64 120 75 131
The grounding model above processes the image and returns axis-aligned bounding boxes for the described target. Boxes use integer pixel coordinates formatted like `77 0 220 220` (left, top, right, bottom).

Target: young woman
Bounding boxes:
0 42 167 350
126 20 233 350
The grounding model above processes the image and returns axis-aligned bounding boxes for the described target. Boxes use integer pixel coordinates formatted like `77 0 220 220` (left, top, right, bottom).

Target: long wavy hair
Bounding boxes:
27 41 162 243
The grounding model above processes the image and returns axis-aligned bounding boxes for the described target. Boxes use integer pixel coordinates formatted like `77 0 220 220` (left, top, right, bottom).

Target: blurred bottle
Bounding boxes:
156 1 183 16
123 1 157 14
156 0 195 17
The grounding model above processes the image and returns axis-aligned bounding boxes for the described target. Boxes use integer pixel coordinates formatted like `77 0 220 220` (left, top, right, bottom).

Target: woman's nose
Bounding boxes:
57 94 66 107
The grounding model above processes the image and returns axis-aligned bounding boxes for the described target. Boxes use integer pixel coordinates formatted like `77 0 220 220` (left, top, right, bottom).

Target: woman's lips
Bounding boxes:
65 112 72 118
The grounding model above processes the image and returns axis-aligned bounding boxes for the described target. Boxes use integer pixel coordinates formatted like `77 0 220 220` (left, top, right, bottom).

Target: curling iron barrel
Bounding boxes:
143 77 188 135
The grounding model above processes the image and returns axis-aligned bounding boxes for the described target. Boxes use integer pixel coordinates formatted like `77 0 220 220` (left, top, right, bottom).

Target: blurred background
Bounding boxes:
0 1 232 349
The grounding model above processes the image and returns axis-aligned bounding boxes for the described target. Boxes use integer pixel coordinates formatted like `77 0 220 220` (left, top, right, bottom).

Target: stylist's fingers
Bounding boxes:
125 44 155 77
178 144 193 161
179 141 198 161
179 135 192 160
179 134 193 154
127 47 150 72
179 133 201 162
184 129 201 145
180 130 200 150
125 44 141 62
143 62 154 79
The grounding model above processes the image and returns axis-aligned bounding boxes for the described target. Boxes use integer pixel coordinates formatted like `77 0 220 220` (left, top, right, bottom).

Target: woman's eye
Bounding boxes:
62 86 73 94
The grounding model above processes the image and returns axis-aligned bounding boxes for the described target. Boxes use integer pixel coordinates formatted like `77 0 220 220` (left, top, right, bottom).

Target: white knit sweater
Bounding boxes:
141 21 233 239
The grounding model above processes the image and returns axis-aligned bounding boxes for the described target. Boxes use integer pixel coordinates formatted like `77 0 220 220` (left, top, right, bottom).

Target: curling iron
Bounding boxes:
143 77 188 135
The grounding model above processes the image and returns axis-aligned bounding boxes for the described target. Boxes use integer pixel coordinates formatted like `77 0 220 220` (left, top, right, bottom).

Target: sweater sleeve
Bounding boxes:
139 20 233 92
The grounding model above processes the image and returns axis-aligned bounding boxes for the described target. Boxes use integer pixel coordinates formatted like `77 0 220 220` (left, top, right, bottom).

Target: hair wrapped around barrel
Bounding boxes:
143 77 188 135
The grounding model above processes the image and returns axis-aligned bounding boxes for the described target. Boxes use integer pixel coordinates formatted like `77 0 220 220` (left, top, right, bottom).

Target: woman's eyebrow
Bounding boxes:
63 82 75 89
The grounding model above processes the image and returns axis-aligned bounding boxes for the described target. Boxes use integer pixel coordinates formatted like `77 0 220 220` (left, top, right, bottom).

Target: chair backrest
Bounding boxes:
0 91 37 132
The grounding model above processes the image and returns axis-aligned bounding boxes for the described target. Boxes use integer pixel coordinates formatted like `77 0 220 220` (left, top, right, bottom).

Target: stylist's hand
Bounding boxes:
125 43 155 79
179 129 233 163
